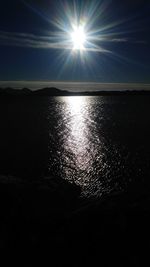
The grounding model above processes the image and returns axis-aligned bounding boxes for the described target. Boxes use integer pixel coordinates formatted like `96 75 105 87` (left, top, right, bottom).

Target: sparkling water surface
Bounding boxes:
47 96 150 197
1 95 150 197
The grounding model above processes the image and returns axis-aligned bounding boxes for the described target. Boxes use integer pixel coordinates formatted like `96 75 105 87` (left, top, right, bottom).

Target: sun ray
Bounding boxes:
21 0 141 80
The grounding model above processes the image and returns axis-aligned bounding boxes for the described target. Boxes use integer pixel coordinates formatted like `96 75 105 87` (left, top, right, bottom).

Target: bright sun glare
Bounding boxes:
71 25 86 51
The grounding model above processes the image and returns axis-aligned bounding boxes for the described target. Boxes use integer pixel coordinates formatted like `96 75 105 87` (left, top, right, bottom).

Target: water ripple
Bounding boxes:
47 96 150 197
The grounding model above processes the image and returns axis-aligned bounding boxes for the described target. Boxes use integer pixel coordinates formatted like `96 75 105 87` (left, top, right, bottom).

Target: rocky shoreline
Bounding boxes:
0 174 150 266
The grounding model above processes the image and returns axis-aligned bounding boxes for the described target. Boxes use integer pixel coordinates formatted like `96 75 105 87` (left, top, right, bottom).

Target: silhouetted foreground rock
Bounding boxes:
0 175 150 266
0 175 81 219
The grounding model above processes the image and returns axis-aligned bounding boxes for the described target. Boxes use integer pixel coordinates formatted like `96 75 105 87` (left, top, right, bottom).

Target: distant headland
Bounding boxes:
0 87 150 96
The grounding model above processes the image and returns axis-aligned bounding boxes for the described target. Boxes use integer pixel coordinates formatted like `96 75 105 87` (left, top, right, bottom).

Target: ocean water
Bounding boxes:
1 95 150 197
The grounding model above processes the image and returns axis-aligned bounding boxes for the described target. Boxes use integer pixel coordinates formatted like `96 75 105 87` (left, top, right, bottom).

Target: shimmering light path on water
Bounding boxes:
0 95 150 197
61 96 103 187
48 96 106 196
47 95 150 197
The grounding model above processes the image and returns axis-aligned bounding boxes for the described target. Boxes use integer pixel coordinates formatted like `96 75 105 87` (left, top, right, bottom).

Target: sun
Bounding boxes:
71 25 86 51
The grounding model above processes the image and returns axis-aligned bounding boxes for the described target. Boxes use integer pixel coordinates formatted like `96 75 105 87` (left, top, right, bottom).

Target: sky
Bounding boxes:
0 0 150 85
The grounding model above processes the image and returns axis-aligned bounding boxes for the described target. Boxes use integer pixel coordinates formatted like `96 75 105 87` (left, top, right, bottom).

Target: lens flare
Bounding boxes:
22 0 137 77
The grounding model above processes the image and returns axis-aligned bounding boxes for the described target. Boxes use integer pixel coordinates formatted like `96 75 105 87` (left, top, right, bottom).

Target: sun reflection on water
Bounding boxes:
48 96 106 192
66 96 86 144
62 96 100 187
48 96 137 197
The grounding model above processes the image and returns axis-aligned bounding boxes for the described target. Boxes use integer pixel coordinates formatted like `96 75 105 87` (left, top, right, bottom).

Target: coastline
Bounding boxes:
1 86 150 97
0 173 150 266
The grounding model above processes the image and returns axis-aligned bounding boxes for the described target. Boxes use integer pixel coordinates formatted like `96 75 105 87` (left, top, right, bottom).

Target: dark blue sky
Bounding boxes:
0 0 150 83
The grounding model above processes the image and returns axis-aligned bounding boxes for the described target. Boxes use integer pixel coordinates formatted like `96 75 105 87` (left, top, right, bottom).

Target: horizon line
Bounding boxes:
0 80 150 85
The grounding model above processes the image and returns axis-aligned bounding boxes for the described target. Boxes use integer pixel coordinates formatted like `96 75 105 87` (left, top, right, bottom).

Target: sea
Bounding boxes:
1 94 150 197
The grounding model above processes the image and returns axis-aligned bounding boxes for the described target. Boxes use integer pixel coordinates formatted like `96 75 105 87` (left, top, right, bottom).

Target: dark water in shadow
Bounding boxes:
0 95 150 197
